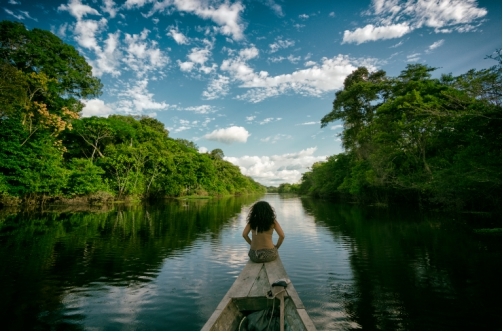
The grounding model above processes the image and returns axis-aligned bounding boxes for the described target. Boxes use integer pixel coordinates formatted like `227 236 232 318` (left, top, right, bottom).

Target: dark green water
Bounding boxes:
0 194 500 330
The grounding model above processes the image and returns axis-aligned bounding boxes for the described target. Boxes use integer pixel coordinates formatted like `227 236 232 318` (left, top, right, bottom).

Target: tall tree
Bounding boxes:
0 21 103 147
321 67 389 158
0 21 102 102
210 148 224 160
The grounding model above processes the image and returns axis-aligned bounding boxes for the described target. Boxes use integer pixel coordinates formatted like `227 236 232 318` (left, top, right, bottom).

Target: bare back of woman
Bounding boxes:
242 201 285 263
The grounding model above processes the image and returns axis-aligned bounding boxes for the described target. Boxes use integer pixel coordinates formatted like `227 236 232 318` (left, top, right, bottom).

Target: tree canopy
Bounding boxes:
0 21 102 100
301 56 501 212
0 21 264 206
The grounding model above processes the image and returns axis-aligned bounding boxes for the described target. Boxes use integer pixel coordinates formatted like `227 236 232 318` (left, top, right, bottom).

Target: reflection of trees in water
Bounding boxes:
0 194 261 330
300 198 501 331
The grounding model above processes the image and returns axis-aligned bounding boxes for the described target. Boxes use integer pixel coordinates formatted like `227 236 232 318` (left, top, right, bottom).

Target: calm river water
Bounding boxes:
0 194 500 330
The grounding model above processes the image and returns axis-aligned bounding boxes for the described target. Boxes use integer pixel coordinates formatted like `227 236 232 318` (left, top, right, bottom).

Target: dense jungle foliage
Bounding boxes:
299 55 501 212
0 21 264 206
266 183 300 193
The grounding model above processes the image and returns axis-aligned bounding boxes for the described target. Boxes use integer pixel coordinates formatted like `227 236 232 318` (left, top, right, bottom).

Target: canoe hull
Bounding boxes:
201 257 316 331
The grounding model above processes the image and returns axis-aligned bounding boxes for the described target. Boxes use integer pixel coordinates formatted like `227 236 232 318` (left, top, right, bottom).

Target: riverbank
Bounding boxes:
0 190 266 209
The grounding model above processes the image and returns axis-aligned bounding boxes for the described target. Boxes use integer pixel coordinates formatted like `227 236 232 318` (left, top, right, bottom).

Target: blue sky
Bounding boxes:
2 0 501 186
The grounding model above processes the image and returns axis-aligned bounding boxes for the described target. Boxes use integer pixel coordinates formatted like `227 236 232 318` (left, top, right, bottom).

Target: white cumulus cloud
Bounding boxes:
269 38 295 53
72 17 108 52
114 79 170 114
183 105 217 114
178 44 216 74
428 39 445 50
90 31 122 77
204 126 250 144
168 27 189 44
167 117 214 133
403 0 487 29
264 0 283 17
146 0 246 41
259 118 281 125
101 0 118 18
202 75 230 100
222 52 379 103
342 23 411 44
123 29 170 77
344 0 487 44
81 99 115 117
58 0 100 20
59 3 168 79
124 0 152 9
224 147 327 186
58 0 126 78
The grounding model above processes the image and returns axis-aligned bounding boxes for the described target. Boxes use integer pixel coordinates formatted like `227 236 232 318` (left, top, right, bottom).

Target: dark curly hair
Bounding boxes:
247 201 276 233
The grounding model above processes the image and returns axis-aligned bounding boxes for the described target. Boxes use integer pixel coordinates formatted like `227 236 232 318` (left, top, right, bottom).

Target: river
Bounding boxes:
0 194 500 330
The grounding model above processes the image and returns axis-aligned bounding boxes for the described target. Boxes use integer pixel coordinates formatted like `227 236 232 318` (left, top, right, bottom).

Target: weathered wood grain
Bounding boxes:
264 257 287 285
210 300 243 331
264 257 305 309
296 309 317 331
285 282 305 309
284 298 306 330
247 265 270 297
202 298 242 331
202 257 316 331
216 261 262 310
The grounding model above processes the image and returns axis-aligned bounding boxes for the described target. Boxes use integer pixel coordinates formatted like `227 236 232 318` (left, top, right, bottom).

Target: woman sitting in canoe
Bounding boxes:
242 201 285 263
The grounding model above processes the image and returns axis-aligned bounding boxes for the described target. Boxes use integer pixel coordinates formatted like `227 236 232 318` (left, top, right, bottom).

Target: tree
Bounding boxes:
0 31 266 204
175 138 198 151
0 63 28 118
310 61 501 210
321 67 389 157
0 115 68 199
71 117 115 161
0 62 79 146
210 148 224 160
139 116 169 137
66 159 107 196
99 144 136 198
0 21 103 157
0 21 102 102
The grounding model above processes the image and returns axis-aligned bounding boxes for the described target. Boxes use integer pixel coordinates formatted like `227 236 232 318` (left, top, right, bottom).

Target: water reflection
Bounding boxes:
0 195 262 330
0 194 500 331
299 198 502 331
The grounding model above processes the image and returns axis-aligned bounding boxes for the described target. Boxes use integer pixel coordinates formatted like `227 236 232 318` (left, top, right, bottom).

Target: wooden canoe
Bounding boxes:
201 256 316 331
